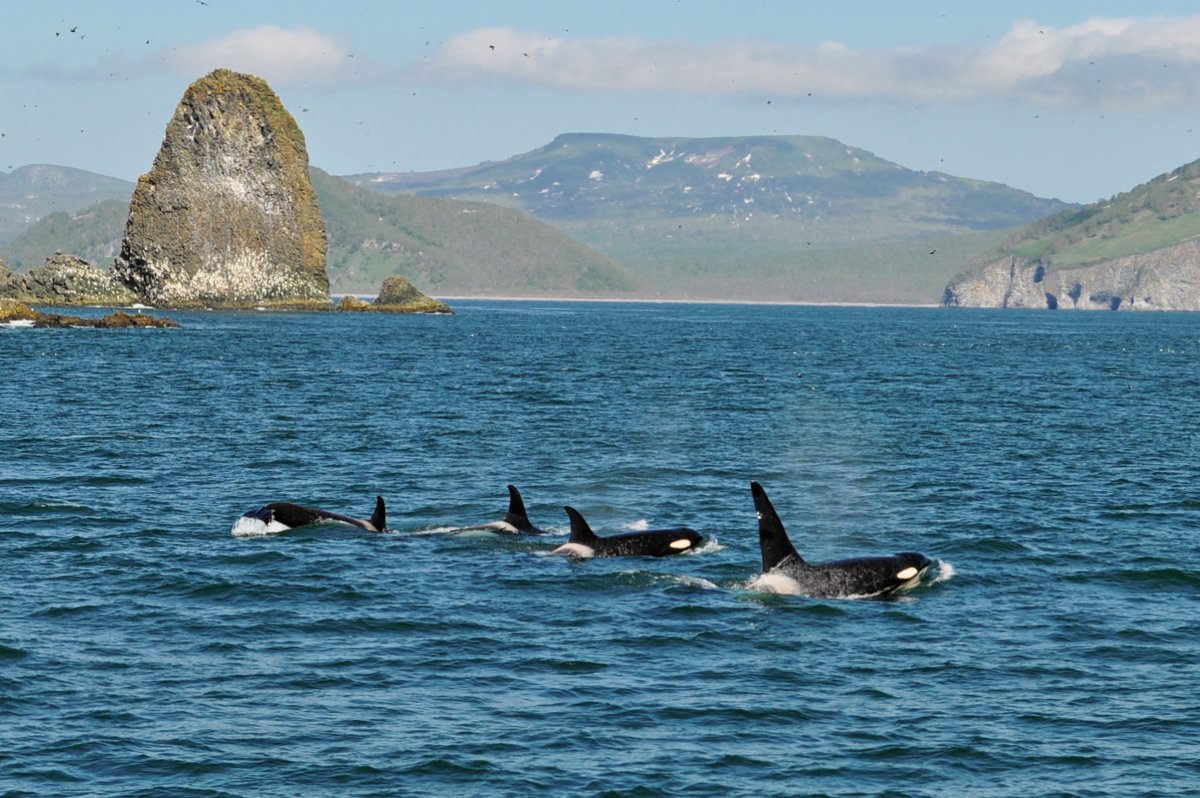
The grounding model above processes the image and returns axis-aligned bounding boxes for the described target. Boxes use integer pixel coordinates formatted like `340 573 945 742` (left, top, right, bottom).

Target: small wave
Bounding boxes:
1 319 35 328
621 519 651 531
933 559 957 583
1069 566 1200 591
659 572 721 590
410 525 464 536
35 603 101 618
692 536 724 554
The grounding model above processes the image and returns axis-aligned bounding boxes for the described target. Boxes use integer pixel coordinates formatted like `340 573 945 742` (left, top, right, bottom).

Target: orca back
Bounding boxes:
563 506 701 557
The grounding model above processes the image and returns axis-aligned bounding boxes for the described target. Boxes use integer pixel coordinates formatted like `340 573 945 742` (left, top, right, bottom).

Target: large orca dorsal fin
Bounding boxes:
751 481 803 570
503 484 535 532
564 506 601 544
369 496 387 533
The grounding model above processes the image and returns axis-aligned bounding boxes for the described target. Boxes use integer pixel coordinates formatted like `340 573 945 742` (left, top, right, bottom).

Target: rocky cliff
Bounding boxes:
943 239 1200 311
112 69 329 308
943 158 1200 311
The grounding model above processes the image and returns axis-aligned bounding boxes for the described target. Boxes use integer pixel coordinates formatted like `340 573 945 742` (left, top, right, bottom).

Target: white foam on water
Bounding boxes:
407 525 461 537
933 559 957 583
621 519 651 531
666 573 721 590
230 516 289 537
1 320 35 328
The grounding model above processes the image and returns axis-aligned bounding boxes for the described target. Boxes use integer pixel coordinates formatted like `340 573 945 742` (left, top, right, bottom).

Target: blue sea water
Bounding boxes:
2 300 1200 797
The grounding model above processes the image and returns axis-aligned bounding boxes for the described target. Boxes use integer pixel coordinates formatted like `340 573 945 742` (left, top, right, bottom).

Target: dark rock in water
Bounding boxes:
30 310 180 328
112 68 330 309
335 275 453 314
0 298 179 329
373 275 452 313
20 253 138 306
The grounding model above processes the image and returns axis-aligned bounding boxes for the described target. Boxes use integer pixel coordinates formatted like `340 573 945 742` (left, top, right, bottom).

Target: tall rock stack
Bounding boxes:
113 69 330 308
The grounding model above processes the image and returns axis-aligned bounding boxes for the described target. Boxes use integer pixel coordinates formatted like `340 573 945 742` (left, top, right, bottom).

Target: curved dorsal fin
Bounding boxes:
369 495 387 533
564 506 600 544
503 484 534 532
751 481 803 570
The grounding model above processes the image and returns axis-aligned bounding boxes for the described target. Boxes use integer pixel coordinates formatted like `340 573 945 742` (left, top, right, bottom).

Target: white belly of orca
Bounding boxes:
551 542 596 559
747 571 803 594
479 520 519 533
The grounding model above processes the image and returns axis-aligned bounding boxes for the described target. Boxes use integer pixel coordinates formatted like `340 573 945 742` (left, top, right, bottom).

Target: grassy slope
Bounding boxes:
0 198 128 271
0 165 134 244
310 168 639 295
964 157 1200 277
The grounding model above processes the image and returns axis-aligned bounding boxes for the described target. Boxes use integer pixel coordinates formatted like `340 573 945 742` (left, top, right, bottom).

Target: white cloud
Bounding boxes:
424 18 1200 109
162 26 374 86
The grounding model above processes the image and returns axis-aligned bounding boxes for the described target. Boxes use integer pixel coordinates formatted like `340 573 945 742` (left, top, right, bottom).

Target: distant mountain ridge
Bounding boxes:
349 132 1074 253
0 165 134 244
347 132 1077 302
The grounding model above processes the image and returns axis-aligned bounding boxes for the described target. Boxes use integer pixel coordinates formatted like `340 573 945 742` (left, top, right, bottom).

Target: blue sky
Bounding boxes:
7 1 1200 203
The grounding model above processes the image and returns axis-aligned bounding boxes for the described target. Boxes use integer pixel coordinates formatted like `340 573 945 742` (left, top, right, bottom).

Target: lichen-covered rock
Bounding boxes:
335 294 372 311
373 275 452 314
0 297 38 322
20 253 139 306
943 239 1200 311
112 68 330 309
334 275 452 314
91 310 181 328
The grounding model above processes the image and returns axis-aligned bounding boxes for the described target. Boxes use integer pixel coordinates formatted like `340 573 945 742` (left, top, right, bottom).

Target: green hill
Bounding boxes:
0 165 133 244
309 168 637 296
0 198 128 272
982 157 1200 271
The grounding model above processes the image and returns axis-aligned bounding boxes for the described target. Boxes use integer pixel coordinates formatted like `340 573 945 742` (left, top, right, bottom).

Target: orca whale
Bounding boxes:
459 485 547 534
239 496 388 534
749 481 930 599
552 506 703 558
